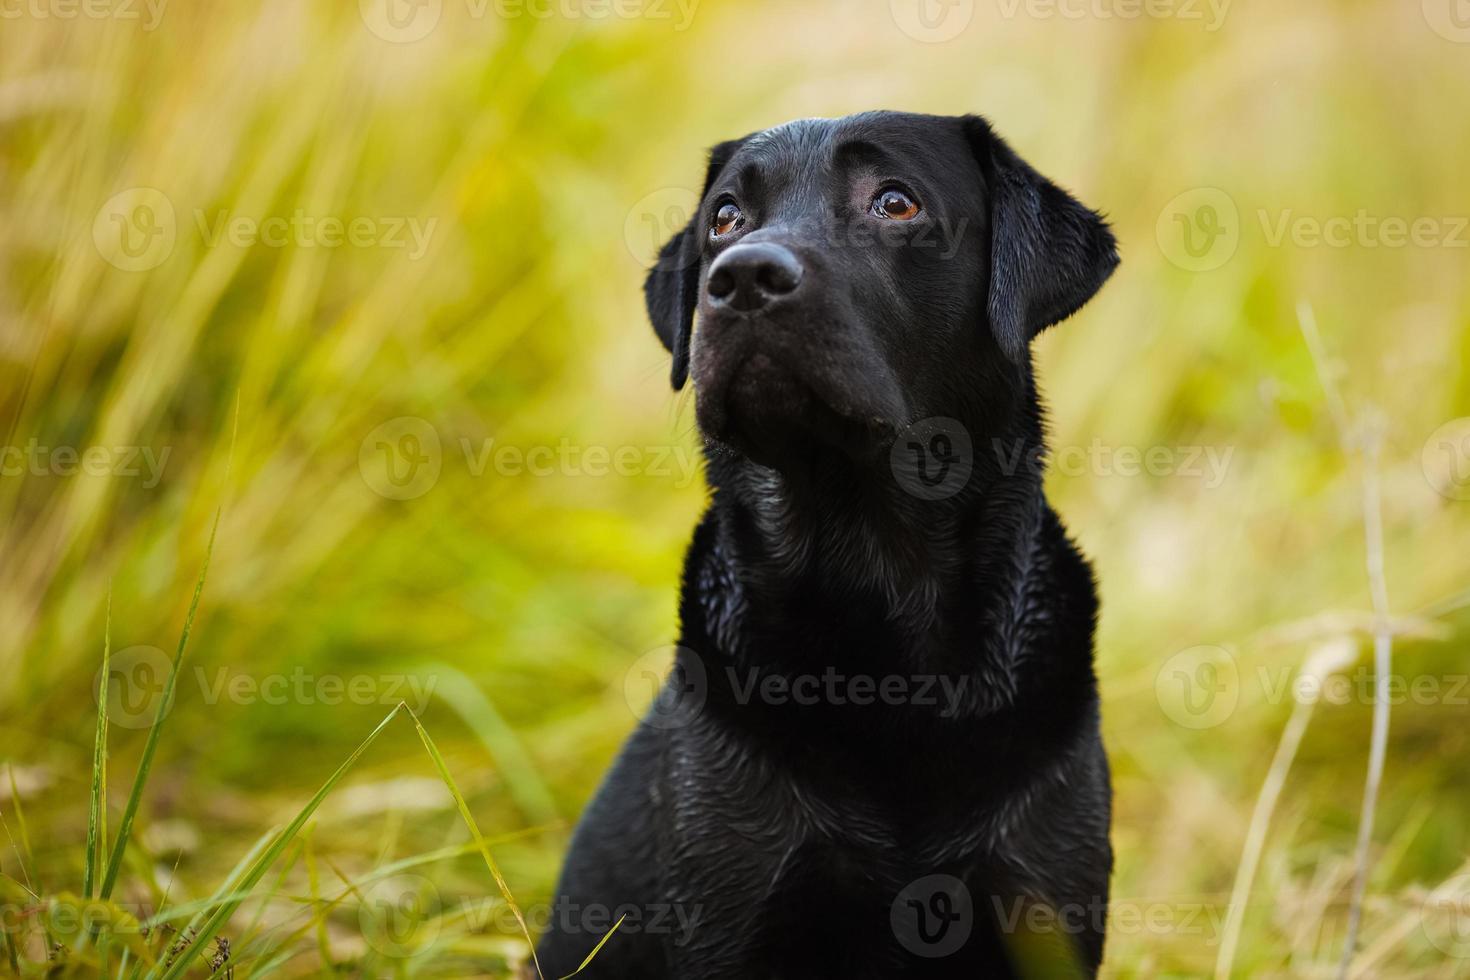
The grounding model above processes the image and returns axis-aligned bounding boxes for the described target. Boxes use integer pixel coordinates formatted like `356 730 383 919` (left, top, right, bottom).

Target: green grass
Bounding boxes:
9 561 614 977
2 0 1469 976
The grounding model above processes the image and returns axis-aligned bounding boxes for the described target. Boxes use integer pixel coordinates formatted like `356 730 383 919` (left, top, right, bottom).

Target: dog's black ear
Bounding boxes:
644 138 746 389
964 116 1119 362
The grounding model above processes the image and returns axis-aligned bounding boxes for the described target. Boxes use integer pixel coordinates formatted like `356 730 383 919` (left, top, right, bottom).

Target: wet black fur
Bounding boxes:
537 111 1119 979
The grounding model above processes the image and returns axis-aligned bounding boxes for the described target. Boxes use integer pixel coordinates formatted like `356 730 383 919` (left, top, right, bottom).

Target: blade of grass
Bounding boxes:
3 764 36 893
1338 434 1394 977
100 508 221 901
152 704 404 980
0 870 36 899
237 946 296 979
423 663 559 826
246 828 562 972
136 846 187 967
49 892 155 966
236 838 305 953
0 871 44 968
151 828 547 933
375 807 404 867
218 872 356 980
318 851 368 907
3 918 17 972
1298 302 1397 977
303 830 332 972
318 851 369 916
150 826 281 947
405 705 544 980
1215 641 1356 979
557 915 627 980
86 585 113 900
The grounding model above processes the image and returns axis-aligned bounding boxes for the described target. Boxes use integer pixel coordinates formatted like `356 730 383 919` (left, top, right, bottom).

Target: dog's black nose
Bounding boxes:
706 242 803 312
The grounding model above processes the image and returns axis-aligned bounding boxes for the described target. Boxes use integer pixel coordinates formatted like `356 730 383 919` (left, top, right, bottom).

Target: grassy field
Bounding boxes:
1 0 1468 976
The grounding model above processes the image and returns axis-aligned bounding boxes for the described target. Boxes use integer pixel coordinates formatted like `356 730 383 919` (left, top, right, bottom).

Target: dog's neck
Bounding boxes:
698 411 1048 651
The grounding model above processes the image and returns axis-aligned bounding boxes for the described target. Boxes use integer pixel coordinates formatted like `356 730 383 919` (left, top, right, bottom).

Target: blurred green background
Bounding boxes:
2 0 1469 975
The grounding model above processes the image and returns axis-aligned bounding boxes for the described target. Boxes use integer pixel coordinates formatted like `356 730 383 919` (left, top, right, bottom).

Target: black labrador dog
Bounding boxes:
537 111 1118 979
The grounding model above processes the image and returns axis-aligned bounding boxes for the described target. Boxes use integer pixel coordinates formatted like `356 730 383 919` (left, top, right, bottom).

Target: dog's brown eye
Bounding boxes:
873 189 920 220
712 202 744 237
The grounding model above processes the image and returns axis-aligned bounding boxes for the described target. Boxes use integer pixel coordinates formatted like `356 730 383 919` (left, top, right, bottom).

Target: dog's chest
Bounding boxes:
662 731 1002 905
662 774 1016 978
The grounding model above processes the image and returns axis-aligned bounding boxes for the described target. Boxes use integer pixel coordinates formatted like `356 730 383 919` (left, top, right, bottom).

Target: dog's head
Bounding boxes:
645 111 1118 472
